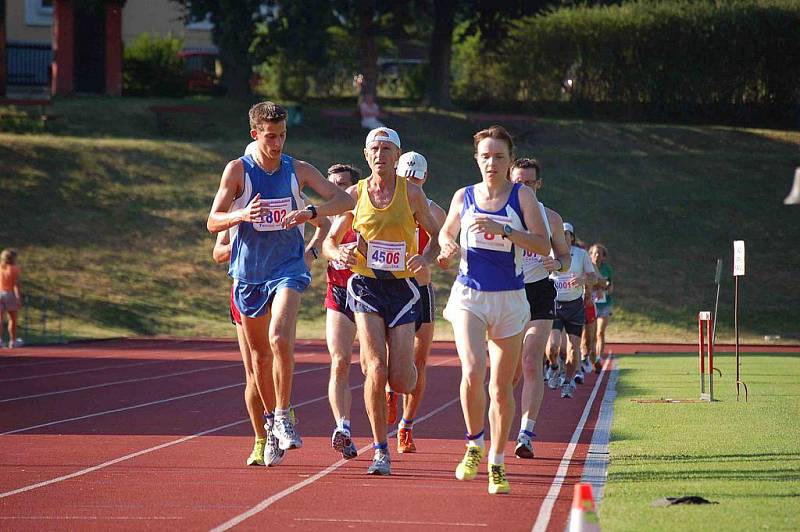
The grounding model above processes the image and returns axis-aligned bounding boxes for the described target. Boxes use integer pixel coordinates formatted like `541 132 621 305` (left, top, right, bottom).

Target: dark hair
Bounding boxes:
511 157 541 179
473 125 515 157
249 101 288 130
327 163 361 186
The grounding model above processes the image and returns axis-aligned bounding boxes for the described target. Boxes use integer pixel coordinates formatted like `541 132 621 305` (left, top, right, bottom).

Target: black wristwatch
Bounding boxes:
502 224 513 238
306 205 318 219
309 247 319 260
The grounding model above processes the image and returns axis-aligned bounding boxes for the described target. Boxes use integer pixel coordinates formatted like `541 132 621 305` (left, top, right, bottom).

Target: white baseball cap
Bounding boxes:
365 127 401 149
397 151 428 179
563 222 575 234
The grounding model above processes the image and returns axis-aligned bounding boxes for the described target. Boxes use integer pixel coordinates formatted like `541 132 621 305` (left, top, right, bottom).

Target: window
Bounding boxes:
25 0 53 26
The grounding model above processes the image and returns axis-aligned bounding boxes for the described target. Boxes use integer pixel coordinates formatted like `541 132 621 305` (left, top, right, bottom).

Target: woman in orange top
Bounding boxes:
0 249 23 348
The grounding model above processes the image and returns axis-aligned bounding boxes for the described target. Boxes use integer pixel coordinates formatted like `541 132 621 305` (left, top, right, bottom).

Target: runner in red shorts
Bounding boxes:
320 163 362 460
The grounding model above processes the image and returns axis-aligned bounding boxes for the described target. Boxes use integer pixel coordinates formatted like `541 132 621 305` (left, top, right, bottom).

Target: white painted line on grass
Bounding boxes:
531 357 610 532
580 358 618 504
0 365 327 435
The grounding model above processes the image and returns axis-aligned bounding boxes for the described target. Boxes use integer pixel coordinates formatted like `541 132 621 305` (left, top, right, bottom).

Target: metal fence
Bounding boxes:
7 42 52 87
9 291 66 346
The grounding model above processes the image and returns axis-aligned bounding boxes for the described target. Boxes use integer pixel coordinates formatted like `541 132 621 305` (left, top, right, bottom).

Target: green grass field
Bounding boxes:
603 352 800 531
1 96 799 343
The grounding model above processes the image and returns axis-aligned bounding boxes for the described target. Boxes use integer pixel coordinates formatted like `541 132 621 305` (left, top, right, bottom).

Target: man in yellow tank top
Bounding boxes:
328 127 441 475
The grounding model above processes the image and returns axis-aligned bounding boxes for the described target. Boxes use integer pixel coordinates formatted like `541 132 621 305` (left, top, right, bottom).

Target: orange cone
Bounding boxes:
568 482 600 532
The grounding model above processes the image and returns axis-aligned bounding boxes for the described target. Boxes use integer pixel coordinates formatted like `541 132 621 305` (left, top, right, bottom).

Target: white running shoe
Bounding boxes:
263 420 285 466
367 449 391 475
561 379 574 399
547 367 561 390
272 415 303 450
581 358 592 374
574 369 584 385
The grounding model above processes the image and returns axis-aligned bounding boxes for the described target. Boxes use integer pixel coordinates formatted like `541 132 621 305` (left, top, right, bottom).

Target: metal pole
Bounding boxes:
713 259 722 345
708 318 714 401
735 276 740 401
698 314 705 397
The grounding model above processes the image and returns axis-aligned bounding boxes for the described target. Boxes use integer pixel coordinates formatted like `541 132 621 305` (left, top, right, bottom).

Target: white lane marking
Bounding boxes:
0 363 243 403
0 366 327 435
211 395 461 531
0 365 338 498
295 518 487 527
531 357 610 532
580 358 618 504
0 352 232 383
0 516 184 520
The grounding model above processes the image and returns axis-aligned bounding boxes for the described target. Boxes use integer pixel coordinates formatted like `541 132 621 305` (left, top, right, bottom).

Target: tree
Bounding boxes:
172 0 269 99
426 0 456 107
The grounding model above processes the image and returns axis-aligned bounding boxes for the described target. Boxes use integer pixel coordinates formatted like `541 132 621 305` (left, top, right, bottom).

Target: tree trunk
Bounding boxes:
213 1 252 100
426 0 456 108
0 0 6 97
358 0 378 98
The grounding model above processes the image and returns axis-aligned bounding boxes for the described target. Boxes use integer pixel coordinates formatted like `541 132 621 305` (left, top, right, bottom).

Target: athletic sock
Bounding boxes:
488 450 505 466
275 408 290 420
519 417 536 436
264 411 275 428
399 417 414 429
466 430 485 451
372 441 388 452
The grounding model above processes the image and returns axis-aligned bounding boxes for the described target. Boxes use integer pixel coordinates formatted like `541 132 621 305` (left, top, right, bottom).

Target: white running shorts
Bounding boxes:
443 282 530 340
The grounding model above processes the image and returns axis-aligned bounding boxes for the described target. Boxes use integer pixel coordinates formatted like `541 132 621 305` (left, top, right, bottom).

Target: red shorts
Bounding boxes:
584 300 597 325
230 285 241 325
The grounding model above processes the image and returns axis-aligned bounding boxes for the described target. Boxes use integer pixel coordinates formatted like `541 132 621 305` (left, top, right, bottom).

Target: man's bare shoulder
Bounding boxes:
544 206 563 225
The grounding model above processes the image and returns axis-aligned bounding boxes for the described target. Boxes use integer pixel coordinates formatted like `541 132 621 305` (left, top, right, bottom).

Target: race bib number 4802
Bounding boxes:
367 240 406 271
467 215 513 252
253 197 292 232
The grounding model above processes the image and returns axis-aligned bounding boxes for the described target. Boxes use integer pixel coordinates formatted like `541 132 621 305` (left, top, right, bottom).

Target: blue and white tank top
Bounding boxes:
522 201 553 284
228 153 307 283
456 183 527 292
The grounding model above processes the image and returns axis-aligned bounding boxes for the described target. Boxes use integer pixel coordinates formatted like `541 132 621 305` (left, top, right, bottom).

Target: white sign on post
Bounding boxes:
733 240 745 276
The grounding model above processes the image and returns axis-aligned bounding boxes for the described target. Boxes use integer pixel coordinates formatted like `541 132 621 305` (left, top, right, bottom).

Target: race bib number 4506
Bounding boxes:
367 240 406 271
253 197 292 232
467 215 513 252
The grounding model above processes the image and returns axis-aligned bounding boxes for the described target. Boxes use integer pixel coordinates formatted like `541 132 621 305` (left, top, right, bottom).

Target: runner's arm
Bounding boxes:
212 231 231 264
284 161 355 227
408 184 442 265
207 159 261 233
547 209 571 272
305 215 331 265
436 188 465 268
512 186 552 255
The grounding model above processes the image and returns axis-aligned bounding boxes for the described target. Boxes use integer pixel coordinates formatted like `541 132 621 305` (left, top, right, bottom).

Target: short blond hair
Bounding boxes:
0 249 18 265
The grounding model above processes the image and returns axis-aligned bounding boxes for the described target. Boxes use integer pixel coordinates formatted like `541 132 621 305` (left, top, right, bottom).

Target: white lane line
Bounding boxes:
0 342 235 371
0 352 232 383
1 352 322 402
580 358 618 504
0 516 184 521
212 396 461 531
296 518 487 527
531 357 610 532
0 365 328 435
0 366 340 498
0 363 242 403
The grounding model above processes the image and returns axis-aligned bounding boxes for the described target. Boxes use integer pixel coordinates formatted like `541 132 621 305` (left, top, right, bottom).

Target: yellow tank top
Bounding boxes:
351 176 418 279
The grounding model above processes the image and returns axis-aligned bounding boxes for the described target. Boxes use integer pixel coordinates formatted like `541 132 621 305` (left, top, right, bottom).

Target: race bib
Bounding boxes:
367 240 406 271
466 215 513 252
331 242 356 271
522 249 543 268
554 275 576 291
253 197 292 232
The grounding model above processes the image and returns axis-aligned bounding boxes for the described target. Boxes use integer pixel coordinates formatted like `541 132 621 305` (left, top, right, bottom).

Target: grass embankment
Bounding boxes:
602 352 800 531
1 96 799 342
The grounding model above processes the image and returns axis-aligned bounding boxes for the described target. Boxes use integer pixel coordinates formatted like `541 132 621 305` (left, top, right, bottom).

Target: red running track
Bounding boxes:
3 338 769 531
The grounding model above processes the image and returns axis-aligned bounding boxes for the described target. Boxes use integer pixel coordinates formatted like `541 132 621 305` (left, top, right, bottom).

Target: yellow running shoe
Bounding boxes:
455 444 483 481
488 463 510 494
246 438 266 466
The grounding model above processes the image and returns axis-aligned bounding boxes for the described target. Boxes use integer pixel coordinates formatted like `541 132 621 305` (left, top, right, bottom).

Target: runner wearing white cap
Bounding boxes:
509 157 571 459
389 151 447 454
547 222 596 398
324 127 441 475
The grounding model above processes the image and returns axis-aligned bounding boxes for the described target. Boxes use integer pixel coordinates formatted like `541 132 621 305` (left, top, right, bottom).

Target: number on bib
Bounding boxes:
366 240 406 272
253 197 292 232
467 214 513 252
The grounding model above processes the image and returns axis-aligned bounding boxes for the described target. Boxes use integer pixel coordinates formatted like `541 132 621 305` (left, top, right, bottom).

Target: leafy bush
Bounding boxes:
452 1 800 125
123 33 187 97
